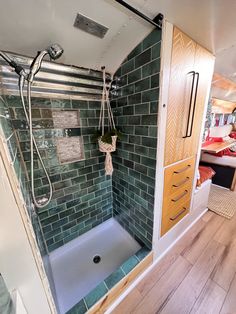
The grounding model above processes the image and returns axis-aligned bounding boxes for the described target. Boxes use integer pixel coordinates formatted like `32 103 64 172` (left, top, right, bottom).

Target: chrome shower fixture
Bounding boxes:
28 44 64 82
0 51 27 78
0 44 64 209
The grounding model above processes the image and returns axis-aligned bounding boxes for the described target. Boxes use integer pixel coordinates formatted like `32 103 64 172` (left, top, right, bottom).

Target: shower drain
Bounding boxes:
93 255 101 264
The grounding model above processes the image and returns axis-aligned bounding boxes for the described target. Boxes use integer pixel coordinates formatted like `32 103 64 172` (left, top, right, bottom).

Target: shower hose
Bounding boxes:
19 75 52 208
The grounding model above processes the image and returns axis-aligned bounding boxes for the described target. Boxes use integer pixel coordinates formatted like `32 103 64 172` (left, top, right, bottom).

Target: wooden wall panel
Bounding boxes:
164 27 196 166
183 44 215 159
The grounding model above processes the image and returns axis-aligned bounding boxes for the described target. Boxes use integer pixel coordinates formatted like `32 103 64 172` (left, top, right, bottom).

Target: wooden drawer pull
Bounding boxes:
174 165 191 174
171 190 188 202
170 207 188 221
172 177 190 188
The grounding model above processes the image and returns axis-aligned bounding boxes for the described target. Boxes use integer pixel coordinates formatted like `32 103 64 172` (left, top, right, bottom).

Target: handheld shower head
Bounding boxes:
28 43 64 82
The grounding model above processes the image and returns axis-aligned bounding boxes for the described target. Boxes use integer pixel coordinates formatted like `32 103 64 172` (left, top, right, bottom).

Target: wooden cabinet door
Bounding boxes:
164 27 196 166
183 45 215 159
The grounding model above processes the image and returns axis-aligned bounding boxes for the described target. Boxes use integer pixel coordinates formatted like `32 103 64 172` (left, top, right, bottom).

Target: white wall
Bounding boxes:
0 152 54 314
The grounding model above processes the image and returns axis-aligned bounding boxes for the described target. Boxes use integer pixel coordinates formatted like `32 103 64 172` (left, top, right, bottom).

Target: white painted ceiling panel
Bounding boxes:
0 0 152 73
0 0 236 79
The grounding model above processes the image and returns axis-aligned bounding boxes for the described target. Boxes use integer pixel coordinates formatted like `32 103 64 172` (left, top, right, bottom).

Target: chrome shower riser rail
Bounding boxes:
0 51 110 101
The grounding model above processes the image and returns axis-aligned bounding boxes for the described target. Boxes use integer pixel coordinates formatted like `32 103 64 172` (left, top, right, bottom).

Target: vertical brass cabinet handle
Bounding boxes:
170 207 188 221
174 164 191 174
172 177 190 188
171 190 188 202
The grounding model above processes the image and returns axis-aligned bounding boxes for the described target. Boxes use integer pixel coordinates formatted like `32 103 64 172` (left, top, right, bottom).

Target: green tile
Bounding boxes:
71 100 88 109
135 126 148 136
142 59 160 78
143 29 162 50
128 68 142 86
135 163 148 175
128 93 141 105
104 268 125 289
141 114 157 125
151 73 159 88
135 48 151 68
135 78 150 93
152 42 161 59
149 126 157 137
84 282 108 308
134 103 149 115
150 101 158 114
123 105 134 116
135 145 149 156
121 59 135 75
41 109 52 118
121 256 139 274
141 136 157 148
142 88 159 102
121 84 134 96
127 42 142 60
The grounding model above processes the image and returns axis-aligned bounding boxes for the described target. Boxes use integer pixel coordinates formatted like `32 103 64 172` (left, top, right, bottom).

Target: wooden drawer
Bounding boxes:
161 198 191 236
162 181 192 218
161 157 196 236
164 157 195 196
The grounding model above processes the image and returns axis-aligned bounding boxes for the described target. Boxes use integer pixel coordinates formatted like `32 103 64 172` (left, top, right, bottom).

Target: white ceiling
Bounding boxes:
0 0 236 78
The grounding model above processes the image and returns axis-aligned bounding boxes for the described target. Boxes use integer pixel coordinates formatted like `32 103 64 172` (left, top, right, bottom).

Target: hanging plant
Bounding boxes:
92 128 122 145
94 67 121 176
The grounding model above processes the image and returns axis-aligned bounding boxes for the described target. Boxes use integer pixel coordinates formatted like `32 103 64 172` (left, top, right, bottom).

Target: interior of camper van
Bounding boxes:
0 1 236 313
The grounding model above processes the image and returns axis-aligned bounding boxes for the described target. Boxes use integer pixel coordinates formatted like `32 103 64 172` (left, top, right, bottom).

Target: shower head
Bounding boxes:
47 44 64 60
28 43 64 82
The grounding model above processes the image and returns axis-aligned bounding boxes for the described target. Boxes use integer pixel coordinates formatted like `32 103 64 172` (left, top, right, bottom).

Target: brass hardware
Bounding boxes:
174 165 191 174
171 190 188 202
170 207 188 221
172 177 190 188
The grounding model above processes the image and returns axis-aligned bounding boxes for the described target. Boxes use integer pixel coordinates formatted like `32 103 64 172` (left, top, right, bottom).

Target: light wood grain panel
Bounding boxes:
164 27 196 166
133 256 192 314
201 210 214 222
161 157 195 235
182 213 224 264
214 212 236 245
211 239 236 291
212 73 236 94
161 199 190 236
211 97 236 114
201 139 236 154
111 288 142 314
160 240 225 314
183 44 215 159
89 253 153 314
137 216 206 296
231 169 236 191
163 157 195 197
220 274 236 314
190 279 226 314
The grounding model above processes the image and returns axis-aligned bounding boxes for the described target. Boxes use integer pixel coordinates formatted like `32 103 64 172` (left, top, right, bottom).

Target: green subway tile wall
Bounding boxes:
0 28 161 256
0 95 48 256
3 95 112 252
111 28 162 249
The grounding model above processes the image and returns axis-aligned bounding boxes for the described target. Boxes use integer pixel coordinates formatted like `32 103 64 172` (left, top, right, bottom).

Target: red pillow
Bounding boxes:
197 166 215 186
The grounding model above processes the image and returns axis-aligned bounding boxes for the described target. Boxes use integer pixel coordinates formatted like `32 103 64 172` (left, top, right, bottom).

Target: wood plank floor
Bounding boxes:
112 211 236 314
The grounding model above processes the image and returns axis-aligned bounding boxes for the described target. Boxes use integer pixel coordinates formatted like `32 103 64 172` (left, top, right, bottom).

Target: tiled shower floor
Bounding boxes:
49 218 141 314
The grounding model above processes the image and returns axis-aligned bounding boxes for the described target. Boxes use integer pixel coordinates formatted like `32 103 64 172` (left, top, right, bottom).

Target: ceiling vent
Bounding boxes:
74 13 109 38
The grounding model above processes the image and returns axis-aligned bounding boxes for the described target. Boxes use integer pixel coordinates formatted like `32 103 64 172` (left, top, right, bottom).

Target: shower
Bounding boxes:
0 44 64 208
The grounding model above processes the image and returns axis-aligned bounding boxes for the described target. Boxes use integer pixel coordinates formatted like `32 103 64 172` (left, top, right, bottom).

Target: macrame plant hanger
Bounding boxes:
98 67 117 176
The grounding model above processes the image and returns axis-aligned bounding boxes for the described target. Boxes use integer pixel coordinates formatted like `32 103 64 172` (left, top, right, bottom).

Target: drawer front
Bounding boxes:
164 157 196 197
161 198 191 236
162 181 192 217
161 157 196 236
